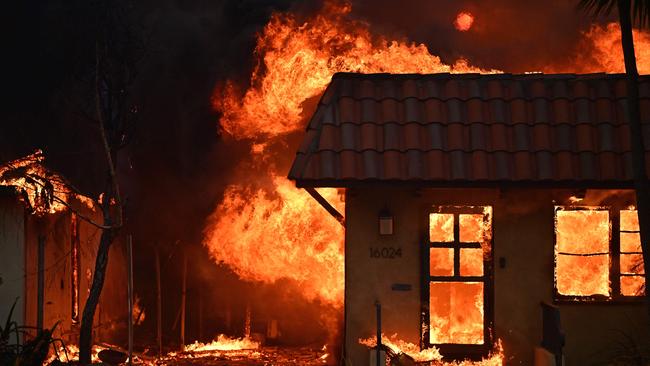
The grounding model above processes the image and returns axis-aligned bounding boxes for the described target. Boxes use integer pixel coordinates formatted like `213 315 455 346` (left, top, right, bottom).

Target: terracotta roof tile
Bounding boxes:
289 73 650 186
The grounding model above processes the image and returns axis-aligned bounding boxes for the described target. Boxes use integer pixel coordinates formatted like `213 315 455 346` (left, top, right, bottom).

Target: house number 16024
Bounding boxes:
369 247 402 259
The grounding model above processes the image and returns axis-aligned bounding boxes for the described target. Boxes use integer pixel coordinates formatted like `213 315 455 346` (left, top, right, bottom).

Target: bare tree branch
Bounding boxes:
95 41 123 227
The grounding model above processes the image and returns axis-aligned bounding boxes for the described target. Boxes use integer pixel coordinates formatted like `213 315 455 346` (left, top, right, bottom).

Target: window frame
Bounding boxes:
553 205 645 303
421 205 495 359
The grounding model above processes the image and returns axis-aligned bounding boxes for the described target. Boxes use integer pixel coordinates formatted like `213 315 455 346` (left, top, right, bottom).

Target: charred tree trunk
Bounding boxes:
79 223 115 364
617 0 650 315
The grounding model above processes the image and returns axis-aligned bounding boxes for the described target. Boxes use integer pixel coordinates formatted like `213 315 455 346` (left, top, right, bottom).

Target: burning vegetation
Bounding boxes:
0 150 94 214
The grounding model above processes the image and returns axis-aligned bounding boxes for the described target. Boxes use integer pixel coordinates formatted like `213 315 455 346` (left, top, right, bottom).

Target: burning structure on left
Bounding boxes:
0 151 127 346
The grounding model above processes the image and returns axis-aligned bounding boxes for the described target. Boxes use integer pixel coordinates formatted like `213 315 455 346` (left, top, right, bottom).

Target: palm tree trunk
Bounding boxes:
617 0 650 314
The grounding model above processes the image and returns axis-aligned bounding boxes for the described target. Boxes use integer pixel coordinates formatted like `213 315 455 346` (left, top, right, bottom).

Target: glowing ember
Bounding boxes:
184 335 260 352
45 344 105 364
554 208 610 297
133 294 145 326
430 213 454 242
359 334 504 365
454 12 474 32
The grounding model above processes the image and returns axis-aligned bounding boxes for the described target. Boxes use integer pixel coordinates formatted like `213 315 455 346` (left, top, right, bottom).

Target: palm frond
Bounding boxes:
578 0 617 17
578 0 650 28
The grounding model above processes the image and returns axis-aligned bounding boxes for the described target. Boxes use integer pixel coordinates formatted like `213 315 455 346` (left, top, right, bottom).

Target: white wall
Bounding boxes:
0 193 25 326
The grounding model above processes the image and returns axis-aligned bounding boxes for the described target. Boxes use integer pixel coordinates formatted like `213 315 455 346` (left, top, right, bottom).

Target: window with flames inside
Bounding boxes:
554 206 645 301
425 206 493 354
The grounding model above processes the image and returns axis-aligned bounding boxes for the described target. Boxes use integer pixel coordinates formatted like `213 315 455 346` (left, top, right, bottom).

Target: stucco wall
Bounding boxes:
0 193 25 327
344 187 649 365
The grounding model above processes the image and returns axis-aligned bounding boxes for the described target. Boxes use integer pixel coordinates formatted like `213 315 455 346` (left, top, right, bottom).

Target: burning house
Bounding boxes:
289 72 650 364
0 152 127 347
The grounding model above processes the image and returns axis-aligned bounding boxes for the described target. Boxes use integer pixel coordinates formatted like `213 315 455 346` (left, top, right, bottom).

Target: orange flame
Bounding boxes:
0 150 95 215
205 1 498 313
184 335 260 352
45 345 105 364
554 22 650 74
620 209 645 296
358 334 504 365
555 208 611 297
428 208 491 345
204 176 344 306
584 23 650 73
214 1 499 140
359 333 442 362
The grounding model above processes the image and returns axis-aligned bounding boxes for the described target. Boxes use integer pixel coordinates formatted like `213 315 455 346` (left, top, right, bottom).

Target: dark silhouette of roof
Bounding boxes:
289 72 650 187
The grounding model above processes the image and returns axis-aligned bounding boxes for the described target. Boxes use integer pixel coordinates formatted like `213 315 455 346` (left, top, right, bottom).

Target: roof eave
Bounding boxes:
291 178 637 190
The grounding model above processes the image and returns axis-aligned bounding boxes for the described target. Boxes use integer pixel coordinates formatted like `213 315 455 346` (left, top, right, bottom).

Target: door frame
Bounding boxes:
420 205 495 359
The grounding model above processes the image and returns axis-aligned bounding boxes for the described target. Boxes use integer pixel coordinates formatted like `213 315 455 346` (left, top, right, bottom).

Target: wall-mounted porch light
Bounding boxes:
379 207 393 235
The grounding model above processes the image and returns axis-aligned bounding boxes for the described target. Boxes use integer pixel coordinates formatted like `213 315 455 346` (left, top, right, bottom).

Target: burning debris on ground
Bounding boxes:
5 0 650 365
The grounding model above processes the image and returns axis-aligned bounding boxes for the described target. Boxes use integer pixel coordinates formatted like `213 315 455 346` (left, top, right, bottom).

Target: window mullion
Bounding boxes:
453 213 460 277
611 208 621 298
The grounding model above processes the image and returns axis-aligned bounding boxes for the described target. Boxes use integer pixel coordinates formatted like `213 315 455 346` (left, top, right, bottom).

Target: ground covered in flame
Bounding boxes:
162 345 328 366
359 333 504 365
45 339 328 366
183 335 260 352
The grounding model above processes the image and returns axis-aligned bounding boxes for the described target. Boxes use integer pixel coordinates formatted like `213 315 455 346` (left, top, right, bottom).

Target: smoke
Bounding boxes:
351 0 615 73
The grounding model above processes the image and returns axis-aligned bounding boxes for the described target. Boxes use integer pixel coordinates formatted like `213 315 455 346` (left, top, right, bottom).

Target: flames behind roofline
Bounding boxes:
0 150 95 215
204 0 496 315
213 0 499 141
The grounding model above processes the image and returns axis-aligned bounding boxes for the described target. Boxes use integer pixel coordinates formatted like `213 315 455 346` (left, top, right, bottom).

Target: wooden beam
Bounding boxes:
304 187 345 226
